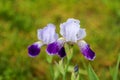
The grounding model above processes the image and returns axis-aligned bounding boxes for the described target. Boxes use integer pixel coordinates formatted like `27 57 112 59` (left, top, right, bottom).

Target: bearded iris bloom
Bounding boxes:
28 18 95 61
47 18 95 60
28 24 60 57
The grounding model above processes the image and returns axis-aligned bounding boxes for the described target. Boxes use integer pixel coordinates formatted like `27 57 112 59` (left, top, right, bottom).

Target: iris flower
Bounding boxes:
28 24 59 57
28 18 95 60
47 18 95 60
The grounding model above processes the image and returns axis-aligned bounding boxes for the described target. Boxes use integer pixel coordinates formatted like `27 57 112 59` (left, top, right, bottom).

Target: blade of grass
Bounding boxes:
87 64 99 80
113 54 120 80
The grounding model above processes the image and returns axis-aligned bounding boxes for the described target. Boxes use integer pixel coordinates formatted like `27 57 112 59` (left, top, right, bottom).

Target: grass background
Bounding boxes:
0 0 120 80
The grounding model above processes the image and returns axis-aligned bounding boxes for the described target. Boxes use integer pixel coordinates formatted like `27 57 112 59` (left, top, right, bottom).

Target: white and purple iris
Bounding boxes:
28 18 95 60
28 24 60 57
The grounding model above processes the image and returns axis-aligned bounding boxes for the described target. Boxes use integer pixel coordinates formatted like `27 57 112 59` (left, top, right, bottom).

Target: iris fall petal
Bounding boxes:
78 40 95 60
28 42 42 57
58 47 66 58
46 42 61 55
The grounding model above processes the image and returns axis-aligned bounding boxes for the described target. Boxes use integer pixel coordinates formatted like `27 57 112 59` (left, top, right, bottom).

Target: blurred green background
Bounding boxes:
0 0 120 80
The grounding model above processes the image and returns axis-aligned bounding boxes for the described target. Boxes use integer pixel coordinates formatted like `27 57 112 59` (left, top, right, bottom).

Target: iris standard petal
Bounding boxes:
78 40 95 60
77 28 86 40
37 24 58 44
60 18 80 42
28 42 43 57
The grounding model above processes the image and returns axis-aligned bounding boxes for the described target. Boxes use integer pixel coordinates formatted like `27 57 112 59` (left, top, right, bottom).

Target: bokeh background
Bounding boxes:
0 0 120 80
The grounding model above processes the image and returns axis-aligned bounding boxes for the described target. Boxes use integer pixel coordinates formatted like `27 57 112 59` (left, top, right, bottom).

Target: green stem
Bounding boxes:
50 64 55 80
63 59 70 80
47 56 54 80
63 45 73 80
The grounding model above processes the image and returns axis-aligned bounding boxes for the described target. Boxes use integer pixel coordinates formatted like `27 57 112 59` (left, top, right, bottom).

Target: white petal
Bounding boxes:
37 24 58 44
77 28 86 40
60 18 81 42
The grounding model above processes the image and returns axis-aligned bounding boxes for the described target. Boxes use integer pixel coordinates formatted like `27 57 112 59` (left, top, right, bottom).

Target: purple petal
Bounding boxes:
78 40 95 60
58 47 66 58
46 38 66 58
46 42 61 55
28 42 42 57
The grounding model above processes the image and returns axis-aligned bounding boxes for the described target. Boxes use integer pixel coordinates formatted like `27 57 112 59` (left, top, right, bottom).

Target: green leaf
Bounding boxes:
71 72 75 80
54 66 60 80
64 43 73 60
112 54 120 80
87 64 99 80
46 54 53 63
71 71 80 80
55 59 64 75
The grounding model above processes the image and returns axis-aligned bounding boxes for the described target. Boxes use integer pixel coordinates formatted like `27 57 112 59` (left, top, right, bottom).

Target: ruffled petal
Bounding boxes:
77 28 86 40
60 18 80 42
46 42 61 55
28 42 43 57
46 38 65 56
78 40 95 60
37 24 58 44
